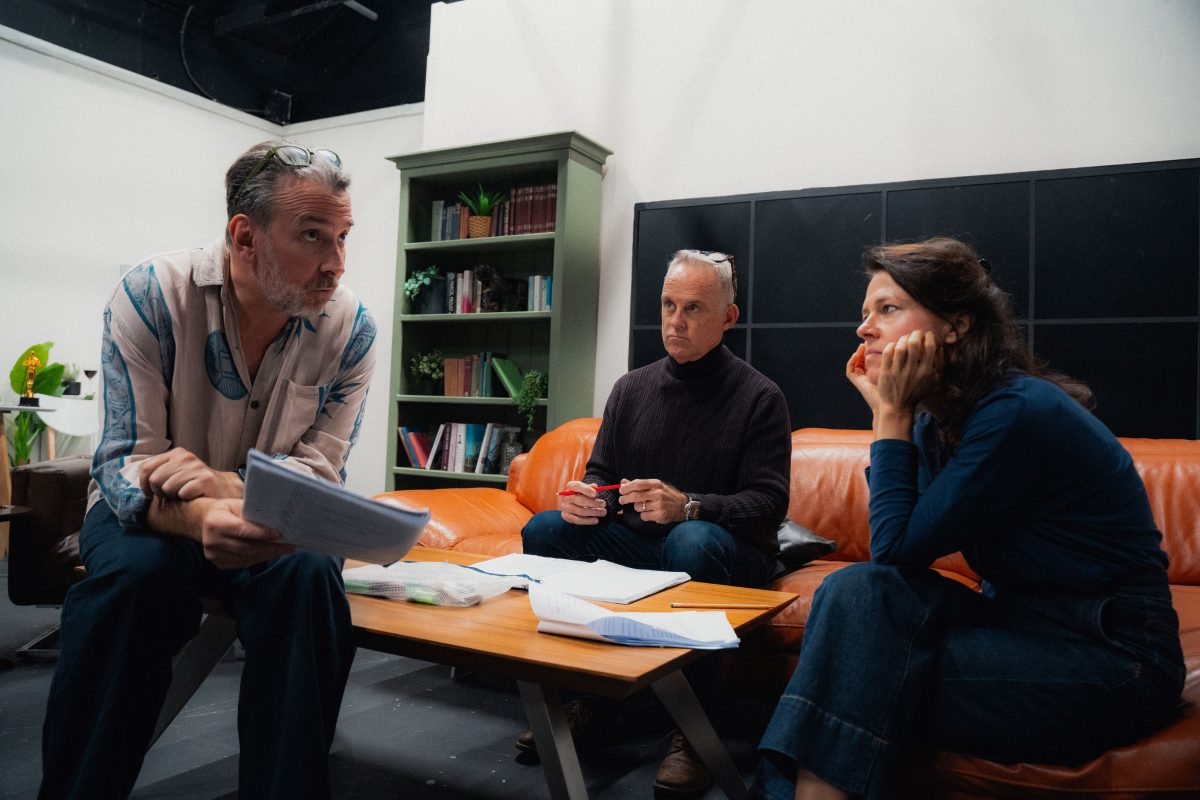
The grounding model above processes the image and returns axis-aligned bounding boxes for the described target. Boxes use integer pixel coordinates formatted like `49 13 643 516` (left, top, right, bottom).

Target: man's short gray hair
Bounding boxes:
225 139 350 229
668 249 737 304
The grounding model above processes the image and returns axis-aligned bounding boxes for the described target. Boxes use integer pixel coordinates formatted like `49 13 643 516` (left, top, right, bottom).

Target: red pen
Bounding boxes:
558 483 621 496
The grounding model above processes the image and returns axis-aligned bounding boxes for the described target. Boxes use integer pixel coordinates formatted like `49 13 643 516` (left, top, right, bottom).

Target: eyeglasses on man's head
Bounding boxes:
232 145 341 204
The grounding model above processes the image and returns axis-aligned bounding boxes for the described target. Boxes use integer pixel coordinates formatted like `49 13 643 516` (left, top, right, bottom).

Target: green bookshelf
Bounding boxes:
386 132 610 489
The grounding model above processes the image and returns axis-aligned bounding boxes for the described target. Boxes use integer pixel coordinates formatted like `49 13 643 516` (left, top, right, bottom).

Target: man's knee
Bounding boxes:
521 510 569 555
662 521 735 581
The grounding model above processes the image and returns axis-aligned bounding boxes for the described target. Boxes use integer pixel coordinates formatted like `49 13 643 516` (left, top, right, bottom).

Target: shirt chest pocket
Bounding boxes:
256 379 321 456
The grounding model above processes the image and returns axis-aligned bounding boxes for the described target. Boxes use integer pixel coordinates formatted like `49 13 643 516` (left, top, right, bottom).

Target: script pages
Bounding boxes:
528 584 739 649
469 553 690 604
242 449 430 564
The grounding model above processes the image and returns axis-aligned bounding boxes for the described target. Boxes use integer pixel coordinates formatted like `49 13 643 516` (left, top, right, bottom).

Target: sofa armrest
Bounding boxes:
9 455 91 606
374 487 533 557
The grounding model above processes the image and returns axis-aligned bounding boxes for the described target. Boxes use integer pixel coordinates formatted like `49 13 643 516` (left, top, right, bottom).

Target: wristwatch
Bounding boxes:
683 495 702 521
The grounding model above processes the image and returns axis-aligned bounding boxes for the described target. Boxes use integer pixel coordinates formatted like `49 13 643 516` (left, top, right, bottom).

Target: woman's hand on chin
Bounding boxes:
846 343 881 415
879 329 941 404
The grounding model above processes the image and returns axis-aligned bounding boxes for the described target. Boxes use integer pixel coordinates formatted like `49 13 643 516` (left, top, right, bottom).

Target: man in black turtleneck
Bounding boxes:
520 249 792 796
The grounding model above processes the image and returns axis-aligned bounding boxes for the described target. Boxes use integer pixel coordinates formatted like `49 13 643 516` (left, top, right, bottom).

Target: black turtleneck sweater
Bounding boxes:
583 344 792 554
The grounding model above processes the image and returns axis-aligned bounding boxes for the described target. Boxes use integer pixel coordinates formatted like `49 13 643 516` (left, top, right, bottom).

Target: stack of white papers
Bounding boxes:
469 553 689 604
528 584 739 649
242 449 429 564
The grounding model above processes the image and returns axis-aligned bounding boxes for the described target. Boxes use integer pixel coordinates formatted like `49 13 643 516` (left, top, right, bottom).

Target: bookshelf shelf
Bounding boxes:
395 395 549 406
386 133 610 490
404 232 556 254
391 467 509 485
398 311 552 324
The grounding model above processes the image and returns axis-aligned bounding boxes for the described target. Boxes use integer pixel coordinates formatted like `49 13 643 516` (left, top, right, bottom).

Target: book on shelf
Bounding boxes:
528 583 739 649
452 423 466 472
425 424 446 470
430 200 445 241
397 426 421 468
469 553 690 604
408 430 431 469
490 357 523 398
463 423 487 472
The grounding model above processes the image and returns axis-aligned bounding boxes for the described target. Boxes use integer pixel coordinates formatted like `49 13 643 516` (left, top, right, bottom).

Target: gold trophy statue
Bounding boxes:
18 350 41 407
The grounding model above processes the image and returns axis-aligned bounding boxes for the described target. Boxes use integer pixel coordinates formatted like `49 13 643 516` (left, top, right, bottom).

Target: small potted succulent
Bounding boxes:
408 350 444 395
403 265 446 314
458 184 506 238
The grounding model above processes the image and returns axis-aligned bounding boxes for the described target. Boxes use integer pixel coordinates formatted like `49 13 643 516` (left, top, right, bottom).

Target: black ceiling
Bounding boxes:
1 0 452 124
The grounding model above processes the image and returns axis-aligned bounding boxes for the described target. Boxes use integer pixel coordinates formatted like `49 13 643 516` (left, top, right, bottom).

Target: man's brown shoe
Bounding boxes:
515 698 591 757
652 730 714 796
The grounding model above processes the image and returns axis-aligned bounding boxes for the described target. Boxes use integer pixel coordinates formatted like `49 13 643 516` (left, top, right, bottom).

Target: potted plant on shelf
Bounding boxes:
408 350 444 395
513 369 547 433
403 265 446 314
458 184 506 239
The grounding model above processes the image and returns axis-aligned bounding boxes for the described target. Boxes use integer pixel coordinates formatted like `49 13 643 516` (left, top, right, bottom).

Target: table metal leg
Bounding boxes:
517 681 589 800
651 670 747 800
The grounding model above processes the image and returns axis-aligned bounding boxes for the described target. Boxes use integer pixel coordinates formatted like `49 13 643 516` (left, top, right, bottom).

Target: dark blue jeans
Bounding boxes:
521 510 775 588
39 502 355 800
750 563 1185 800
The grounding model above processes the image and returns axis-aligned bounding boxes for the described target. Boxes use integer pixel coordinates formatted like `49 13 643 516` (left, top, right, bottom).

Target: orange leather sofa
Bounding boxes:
376 418 1200 798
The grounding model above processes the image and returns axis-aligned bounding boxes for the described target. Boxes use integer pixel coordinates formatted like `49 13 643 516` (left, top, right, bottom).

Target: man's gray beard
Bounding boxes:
255 239 332 317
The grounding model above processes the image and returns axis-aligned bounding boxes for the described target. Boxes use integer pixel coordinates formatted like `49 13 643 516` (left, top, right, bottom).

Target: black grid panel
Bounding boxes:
631 160 1200 437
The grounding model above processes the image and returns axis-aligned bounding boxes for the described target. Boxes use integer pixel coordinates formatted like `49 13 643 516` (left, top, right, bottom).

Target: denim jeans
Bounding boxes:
750 563 1185 800
521 510 775 588
40 502 355 800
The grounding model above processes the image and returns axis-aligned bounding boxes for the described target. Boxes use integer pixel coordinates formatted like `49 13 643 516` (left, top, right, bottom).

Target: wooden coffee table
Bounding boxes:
348 546 796 800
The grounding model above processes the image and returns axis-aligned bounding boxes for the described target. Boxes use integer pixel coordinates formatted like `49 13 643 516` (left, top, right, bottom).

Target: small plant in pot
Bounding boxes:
458 184 506 238
513 369 547 433
403 265 446 314
408 350 444 394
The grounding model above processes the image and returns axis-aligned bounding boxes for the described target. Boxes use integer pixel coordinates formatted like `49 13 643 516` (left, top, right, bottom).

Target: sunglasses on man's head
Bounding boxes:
232 145 341 203
692 250 738 294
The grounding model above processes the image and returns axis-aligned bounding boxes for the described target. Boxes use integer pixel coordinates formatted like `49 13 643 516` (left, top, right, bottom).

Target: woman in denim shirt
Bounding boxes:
751 237 1185 800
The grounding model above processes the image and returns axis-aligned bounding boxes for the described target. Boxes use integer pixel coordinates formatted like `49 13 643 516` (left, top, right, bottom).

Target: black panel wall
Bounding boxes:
631 160 1200 438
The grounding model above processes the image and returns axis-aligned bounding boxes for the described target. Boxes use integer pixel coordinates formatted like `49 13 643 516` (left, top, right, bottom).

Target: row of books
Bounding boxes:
440 353 525 398
438 268 551 314
398 422 521 474
430 183 557 241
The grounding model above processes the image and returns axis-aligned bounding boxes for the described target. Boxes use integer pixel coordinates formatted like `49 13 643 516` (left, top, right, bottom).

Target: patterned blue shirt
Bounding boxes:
90 239 376 527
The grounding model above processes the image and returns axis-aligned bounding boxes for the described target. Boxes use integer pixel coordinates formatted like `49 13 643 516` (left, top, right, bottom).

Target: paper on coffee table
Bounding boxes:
528 583 739 649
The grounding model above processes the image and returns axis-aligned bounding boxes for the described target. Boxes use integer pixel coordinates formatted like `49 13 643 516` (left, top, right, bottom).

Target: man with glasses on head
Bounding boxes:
520 249 791 796
39 140 375 800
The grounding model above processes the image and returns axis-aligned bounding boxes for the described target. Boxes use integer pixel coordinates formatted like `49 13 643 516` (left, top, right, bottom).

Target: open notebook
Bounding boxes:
468 553 690 604
528 584 739 649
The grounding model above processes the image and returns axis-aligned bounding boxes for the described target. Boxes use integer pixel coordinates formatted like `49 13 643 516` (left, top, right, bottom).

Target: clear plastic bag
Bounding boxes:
343 561 516 607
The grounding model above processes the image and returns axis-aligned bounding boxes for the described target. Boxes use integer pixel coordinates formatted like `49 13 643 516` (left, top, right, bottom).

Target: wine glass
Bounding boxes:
83 368 98 398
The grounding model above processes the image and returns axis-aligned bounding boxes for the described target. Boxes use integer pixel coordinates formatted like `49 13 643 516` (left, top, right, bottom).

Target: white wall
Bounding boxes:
6 0 1200 491
422 0 1200 413
0 27 423 495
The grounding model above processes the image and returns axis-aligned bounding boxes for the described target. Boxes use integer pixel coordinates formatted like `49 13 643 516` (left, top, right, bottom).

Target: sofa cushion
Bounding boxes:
373 487 529 556
1124 438 1200 585
508 418 600 513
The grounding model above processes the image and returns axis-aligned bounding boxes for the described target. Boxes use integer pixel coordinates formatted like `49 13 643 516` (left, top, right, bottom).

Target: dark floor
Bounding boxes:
0 560 765 799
